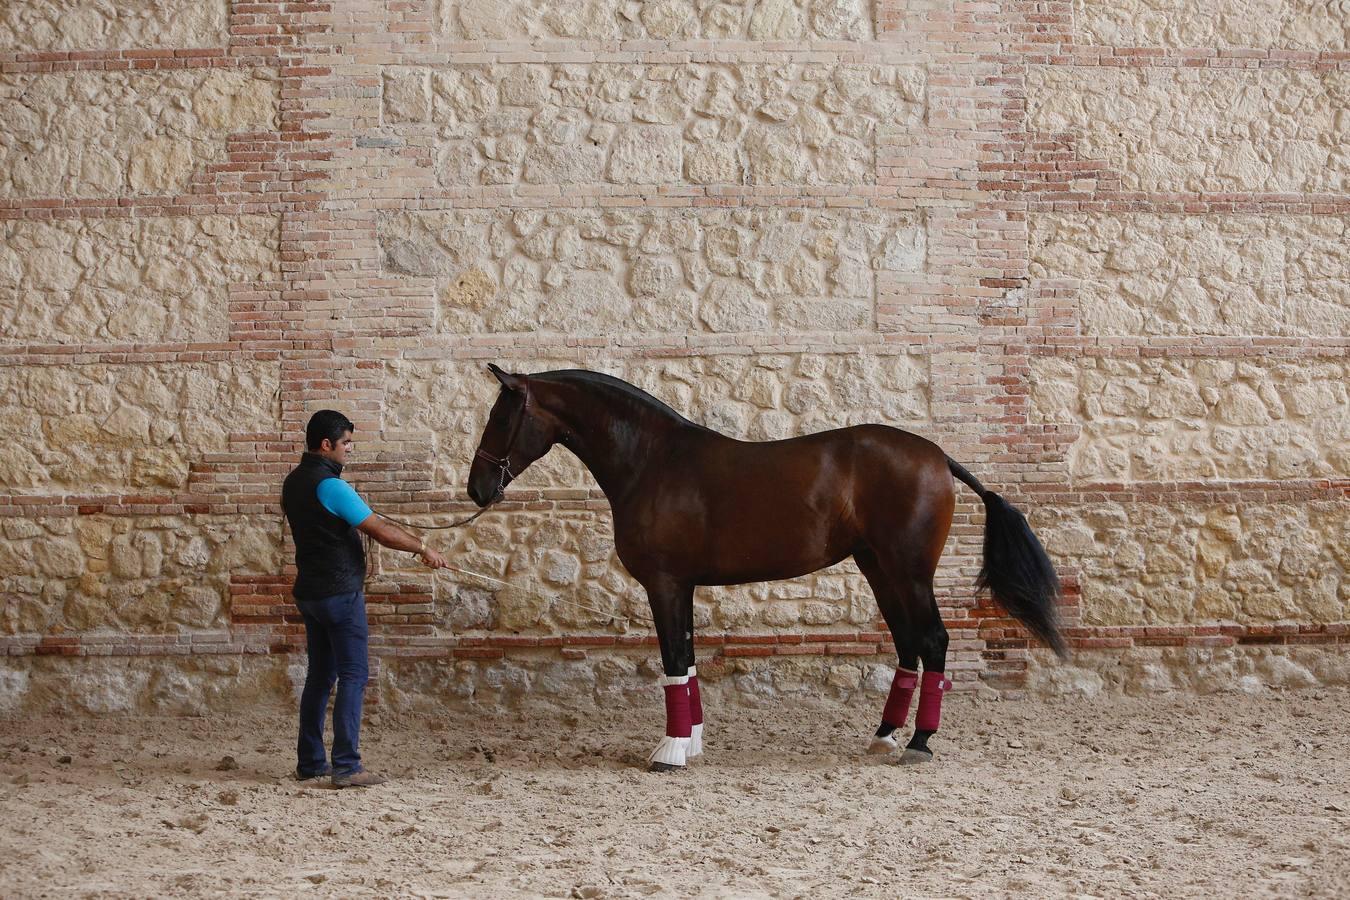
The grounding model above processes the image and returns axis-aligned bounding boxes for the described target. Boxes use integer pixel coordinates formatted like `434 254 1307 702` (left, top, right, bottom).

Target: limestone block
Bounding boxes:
700 278 770 332
1030 357 1348 481
383 68 432 123
1040 501 1346 625
0 70 279 198
0 666 28 714
0 515 281 636
1031 214 1350 338
443 587 496 630
729 656 877 705
0 0 228 51
436 0 872 40
379 207 924 335
0 361 280 493
3 656 292 715
1027 67 1349 193
1075 0 1348 50
1026 647 1350 697
383 63 922 187
0 215 279 345
607 126 682 183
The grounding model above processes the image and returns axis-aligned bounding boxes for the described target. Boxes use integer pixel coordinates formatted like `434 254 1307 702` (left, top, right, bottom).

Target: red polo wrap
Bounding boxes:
688 674 703 727
915 670 953 732
663 683 693 738
881 668 919 728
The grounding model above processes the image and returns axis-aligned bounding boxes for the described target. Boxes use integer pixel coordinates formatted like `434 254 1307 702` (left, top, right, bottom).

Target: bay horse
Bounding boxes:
466 365 1066 771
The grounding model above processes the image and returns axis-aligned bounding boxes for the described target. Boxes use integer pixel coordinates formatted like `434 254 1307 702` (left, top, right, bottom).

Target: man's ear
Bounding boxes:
488 363 526 392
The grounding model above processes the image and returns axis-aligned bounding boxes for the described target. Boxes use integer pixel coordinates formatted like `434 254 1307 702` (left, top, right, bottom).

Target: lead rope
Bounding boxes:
375 504 493 531
374 460 511 531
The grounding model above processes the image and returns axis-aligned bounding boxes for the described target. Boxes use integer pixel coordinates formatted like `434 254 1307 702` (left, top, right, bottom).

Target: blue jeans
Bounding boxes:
295 590 369 777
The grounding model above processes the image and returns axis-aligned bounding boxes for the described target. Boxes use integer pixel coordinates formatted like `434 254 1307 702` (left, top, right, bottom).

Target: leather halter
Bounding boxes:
474 386 531 490
370 382 531 532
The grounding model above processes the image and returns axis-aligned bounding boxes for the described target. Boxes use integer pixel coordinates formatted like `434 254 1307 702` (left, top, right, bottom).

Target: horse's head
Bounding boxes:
466 364 559 507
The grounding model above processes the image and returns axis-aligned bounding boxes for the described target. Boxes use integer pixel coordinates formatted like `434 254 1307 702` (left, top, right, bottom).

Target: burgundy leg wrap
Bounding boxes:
881 668 919 728
662 681 692 738
688 675 703 728
914 671 953 732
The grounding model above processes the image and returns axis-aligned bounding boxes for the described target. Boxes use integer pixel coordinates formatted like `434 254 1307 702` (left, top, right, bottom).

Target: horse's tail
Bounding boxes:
946 457 1068 659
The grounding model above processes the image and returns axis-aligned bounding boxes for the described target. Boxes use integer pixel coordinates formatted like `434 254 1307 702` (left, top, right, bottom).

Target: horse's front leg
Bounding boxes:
643 577 695 772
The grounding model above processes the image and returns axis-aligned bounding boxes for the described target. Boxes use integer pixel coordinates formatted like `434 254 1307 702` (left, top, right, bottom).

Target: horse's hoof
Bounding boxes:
867 734 899 755
648 735 690 769
898 748 933 766
648 761 685 773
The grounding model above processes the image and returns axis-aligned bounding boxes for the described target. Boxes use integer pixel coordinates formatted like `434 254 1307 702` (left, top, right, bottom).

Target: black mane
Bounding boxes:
532 369 709 431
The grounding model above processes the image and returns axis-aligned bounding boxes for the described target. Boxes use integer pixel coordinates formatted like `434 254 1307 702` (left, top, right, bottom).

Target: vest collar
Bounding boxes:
300 451 344 477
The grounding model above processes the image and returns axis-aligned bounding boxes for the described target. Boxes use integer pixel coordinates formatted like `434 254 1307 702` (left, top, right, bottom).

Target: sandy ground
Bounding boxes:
0 688 1347 899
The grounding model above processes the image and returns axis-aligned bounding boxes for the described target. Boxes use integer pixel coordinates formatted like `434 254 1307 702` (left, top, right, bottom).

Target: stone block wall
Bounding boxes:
0 0 1345 715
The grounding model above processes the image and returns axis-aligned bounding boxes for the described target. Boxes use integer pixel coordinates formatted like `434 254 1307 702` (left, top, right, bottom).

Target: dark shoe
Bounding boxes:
295 768 331 782
332 768 387 788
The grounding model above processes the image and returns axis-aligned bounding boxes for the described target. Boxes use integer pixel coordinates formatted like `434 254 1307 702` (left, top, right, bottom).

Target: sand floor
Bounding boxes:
1 688 1347 898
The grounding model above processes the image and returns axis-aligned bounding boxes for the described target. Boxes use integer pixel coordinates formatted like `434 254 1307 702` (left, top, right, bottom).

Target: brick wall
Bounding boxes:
1 0 1345 714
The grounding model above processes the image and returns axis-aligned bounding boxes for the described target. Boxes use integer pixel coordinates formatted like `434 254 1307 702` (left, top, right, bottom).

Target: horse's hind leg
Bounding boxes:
858 482 954 763
643 577 696 773
897 582 951 765
856 548 922 755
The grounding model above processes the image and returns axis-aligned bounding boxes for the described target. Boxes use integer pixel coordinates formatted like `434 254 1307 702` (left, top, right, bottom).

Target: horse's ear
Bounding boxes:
487 363 525 393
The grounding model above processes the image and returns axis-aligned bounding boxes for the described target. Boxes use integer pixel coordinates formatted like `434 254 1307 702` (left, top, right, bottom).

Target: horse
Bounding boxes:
466 365 1066 771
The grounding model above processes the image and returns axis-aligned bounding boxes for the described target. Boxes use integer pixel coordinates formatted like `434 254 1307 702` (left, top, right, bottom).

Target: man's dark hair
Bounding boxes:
306 410 355 451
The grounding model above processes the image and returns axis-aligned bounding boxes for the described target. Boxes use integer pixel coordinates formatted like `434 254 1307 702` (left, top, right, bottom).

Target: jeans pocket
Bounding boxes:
334 590 363 627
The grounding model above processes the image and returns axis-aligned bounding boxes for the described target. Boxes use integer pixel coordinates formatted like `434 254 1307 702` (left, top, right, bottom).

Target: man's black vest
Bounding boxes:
282 453 366 601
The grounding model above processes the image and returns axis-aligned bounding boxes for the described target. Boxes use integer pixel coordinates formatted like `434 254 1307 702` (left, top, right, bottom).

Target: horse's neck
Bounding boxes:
545 382 688 501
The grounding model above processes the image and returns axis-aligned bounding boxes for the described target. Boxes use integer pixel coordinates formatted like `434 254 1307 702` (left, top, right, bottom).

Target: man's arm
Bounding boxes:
357 515 448 569
317 477 448 569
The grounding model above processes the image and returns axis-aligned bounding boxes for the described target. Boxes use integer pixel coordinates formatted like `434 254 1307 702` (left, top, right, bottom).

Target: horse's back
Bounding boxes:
675 422 949 513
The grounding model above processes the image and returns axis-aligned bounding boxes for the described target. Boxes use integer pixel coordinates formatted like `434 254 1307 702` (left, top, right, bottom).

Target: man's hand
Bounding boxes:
358 516 451 569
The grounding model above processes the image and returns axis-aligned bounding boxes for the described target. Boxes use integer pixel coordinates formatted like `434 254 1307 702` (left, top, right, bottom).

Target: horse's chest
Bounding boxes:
610 500 700 573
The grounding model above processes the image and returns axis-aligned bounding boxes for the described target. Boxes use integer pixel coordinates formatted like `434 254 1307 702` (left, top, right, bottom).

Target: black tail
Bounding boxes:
947 458 1067 659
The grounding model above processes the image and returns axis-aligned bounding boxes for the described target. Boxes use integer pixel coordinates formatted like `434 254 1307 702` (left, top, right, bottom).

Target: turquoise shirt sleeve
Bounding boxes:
316 477 373 527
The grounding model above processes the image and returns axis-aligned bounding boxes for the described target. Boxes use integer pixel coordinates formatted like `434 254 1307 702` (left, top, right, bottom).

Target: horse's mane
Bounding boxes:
532 369 710 432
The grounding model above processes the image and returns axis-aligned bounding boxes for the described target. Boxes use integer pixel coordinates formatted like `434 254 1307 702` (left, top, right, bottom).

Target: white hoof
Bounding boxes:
688 723 704 759
648 736 690 771
867 732 900 755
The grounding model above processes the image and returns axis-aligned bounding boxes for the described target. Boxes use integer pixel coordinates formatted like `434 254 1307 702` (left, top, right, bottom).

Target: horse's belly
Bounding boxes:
696 513 854 586
699 553 852 587
620 455 859 585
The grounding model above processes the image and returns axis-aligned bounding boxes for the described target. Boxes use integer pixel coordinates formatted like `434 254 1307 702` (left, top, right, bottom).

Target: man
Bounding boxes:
282 409 448 788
